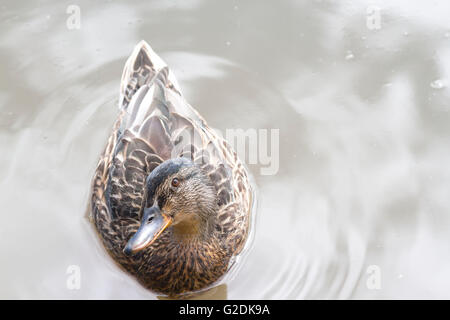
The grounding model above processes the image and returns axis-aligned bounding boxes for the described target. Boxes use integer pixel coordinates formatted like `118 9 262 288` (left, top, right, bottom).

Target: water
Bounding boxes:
1 0 450 299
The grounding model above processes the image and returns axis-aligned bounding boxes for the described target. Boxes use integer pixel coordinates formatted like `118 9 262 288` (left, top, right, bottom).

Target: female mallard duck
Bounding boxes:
89 41 253 297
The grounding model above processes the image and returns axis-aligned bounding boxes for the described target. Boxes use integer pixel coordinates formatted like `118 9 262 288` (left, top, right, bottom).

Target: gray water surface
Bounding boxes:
1 0 450 299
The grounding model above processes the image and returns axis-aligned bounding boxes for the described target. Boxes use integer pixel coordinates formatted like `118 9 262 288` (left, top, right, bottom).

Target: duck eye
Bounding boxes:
171 178 180 187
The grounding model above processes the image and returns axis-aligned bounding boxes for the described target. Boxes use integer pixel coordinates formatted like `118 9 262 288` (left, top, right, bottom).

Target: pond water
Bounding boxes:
1 0 450 299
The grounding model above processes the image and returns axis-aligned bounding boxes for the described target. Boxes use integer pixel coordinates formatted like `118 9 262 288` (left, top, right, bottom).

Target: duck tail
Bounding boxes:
119 40 182 110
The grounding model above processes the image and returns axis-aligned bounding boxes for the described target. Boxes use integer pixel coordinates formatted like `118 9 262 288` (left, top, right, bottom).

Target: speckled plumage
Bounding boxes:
88 41 253 296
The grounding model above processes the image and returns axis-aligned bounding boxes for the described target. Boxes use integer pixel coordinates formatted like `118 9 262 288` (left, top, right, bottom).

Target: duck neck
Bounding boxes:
172 212 215 243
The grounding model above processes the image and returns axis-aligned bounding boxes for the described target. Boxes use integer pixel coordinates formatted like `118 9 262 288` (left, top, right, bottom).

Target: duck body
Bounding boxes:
89 41 253 296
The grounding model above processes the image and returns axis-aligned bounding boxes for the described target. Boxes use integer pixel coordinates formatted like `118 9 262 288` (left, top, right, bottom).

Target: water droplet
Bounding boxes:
345 51 354 60
403 31 409 36
430 79 446 89
226 41 231 46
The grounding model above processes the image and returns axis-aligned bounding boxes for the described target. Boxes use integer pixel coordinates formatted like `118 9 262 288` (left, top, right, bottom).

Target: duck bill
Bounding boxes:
123 206 172 255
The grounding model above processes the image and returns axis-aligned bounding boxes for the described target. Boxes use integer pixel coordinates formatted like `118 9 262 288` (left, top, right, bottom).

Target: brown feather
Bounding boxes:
90 41 253 296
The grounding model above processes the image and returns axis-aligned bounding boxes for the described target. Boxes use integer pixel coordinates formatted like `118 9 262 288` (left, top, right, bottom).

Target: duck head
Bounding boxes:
124 157 217 255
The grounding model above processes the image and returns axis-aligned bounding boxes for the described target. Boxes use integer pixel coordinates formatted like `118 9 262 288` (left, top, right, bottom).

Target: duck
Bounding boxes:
88 41 254 297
